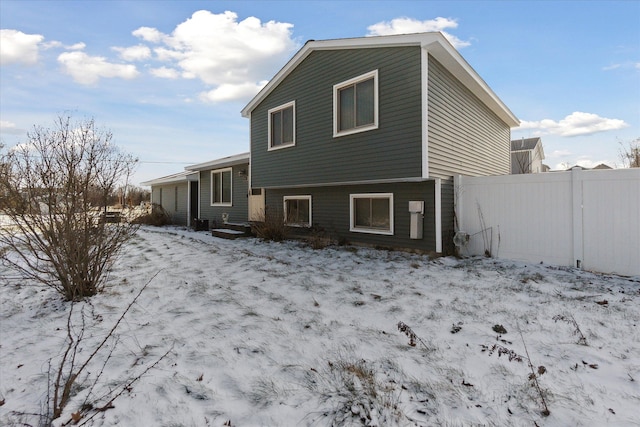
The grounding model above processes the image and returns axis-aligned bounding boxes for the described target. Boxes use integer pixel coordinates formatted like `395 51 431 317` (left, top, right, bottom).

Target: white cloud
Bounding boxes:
67 42 86 51
132 10 297 102
42 40 62 49
0 120 24 135
150 66 180 79
603 61 640 71
517 112 628 137
57 51 139 85
199 81 268 103
133 26 165 43
554 158 614 170
366 17 470 49
548 149 572 158
112 44 152 61
0 29 44 65
42 41 86 51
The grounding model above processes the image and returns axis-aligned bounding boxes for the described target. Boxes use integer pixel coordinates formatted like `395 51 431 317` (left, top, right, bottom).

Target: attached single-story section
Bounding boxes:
142 153 251 229
141 171 198 226
186 152 250 226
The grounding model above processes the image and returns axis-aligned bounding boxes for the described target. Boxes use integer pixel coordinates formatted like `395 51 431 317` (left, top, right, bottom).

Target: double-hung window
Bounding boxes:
350 193 393 235
284 195 311 227
268 101 295 150
211 168 232 206
333 70 378 137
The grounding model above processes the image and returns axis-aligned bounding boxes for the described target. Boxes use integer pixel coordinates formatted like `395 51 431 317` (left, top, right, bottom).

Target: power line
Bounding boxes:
137 161 198 165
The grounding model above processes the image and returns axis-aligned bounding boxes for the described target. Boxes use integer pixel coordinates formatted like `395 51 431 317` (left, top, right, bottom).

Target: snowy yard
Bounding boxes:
1 226 639 426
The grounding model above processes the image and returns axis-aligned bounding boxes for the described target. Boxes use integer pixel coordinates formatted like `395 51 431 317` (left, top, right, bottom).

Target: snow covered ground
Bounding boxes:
1 226 639 426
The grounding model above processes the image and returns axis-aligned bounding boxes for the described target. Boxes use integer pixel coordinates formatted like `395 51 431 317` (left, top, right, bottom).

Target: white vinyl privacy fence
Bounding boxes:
455 168 640 276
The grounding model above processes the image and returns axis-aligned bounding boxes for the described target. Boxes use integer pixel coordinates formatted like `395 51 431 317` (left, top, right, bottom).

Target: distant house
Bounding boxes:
593 163 613 170
242 32 519 253
565 163 613 171
142 153 249 227
511 137 545 174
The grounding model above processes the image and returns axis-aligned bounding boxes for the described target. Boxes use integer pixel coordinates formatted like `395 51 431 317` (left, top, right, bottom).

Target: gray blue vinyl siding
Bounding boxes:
152 183 188 226
265 181 437 251
427 55 511 179
198 162 249 225
251 46 423 188
247 46 512 254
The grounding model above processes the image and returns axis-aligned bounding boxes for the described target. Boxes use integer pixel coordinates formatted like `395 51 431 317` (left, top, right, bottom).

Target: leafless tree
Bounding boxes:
619 137 640 168
511 150 533 174
0 114 139 300
117 184 150 207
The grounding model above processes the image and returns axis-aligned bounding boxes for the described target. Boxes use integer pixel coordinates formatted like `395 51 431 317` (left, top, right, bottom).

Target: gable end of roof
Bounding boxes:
241 32 519 127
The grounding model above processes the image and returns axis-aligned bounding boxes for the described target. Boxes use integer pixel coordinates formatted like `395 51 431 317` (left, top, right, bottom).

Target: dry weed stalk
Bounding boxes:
397 321 431 351
482 328 550 417
518 328 550 417
48 272 171 425
553 313 588 346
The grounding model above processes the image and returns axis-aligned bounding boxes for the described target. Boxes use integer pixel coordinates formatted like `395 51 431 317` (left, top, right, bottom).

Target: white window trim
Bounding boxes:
349 193 394 235
333 69 379 138
210 167 233 207
268 101 296 151
283 195 312 227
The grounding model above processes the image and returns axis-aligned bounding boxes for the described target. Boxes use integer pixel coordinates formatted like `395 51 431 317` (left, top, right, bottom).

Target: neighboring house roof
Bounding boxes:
511 137 541 152
241 32 519 128
593 163 613 170
185 152 250 172
566 163 613 171
140 170 198 186
511 137 545 161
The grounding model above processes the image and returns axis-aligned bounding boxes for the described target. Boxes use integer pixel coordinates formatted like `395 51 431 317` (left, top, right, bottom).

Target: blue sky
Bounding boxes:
1 1 638 185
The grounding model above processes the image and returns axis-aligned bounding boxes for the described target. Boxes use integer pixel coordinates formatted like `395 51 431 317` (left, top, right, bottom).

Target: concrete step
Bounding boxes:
211 228 250 240
211 222 253 240
220 222 252 233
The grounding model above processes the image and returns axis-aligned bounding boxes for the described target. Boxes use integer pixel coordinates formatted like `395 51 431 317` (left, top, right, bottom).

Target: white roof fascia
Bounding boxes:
241 32 519 128
141 171 198 187
186 152 250 172
421 35 520 127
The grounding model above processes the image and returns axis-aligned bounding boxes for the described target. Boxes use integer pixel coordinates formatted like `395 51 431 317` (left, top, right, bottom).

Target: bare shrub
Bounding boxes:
0 115 139 301
618 137 640 168
132 203 171 226
250 207 289 242
307 227 335 250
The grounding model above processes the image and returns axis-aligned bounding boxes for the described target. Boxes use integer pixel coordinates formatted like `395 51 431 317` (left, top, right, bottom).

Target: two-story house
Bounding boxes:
511 137 546 174
241 32 519 253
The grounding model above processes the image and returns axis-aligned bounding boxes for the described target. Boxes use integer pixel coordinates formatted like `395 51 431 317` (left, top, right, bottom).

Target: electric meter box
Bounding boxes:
408 201 424 239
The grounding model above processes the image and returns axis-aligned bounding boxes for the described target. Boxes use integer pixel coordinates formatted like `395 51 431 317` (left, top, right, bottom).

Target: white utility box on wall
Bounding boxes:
408 201 424 239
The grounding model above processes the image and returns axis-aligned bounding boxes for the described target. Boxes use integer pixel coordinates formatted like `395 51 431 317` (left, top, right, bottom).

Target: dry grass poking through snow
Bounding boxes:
1 226 639 426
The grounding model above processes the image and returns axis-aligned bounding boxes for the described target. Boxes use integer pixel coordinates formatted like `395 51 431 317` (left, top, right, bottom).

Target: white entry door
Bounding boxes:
248 188 265 221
